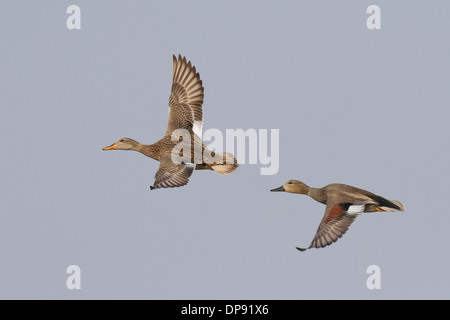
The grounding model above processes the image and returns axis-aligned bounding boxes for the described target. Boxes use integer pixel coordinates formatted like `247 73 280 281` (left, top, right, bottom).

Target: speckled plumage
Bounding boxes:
103 55 238 190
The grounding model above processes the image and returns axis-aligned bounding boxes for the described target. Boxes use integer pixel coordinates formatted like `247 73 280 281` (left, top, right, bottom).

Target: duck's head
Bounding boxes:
102 138 139 151
271 180 310 195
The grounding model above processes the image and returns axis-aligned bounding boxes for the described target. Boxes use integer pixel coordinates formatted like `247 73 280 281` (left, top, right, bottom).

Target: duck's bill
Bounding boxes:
270 186 285 192
102 144 117 150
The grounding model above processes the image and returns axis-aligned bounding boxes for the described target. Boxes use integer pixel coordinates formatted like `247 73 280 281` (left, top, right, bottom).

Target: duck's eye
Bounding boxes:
119 139 125 142
288 181 293 184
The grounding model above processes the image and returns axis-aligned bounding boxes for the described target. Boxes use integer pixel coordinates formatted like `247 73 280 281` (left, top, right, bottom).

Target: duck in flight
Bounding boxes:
103 55 238 190
271 180 404 251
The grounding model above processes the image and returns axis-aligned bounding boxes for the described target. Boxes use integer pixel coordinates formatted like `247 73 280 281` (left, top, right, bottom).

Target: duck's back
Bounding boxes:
323 183 379 203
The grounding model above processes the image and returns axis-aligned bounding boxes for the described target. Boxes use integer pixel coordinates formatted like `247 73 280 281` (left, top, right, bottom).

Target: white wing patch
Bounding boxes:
347 204 365 215
193 120 203 140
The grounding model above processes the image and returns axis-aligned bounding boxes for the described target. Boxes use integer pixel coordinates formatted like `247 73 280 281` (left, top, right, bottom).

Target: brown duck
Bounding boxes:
103 55 238 190
271 180 404 251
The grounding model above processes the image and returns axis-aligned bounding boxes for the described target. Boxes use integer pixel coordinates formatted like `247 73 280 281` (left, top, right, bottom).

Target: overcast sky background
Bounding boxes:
1 1 449 299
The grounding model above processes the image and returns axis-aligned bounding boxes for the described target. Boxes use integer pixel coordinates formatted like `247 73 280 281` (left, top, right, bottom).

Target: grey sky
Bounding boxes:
0 1 449 299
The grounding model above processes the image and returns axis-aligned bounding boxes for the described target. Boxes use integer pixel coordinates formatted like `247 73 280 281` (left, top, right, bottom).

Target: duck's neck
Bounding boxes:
308 187 327 204
136 142 161 161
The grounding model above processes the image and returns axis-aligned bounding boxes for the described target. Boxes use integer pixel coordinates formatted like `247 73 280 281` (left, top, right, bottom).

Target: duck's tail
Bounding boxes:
211 152 239 175
367 197 404 213
378 200 404 212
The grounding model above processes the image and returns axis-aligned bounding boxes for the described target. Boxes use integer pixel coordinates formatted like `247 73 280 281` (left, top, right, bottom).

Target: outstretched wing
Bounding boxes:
165 55 204 138
150 153 195 190
297 200 365 251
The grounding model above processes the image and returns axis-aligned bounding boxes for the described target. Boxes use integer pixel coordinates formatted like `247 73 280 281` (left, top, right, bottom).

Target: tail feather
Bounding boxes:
380 200 404 212
372 194 404 211
366 199 404 213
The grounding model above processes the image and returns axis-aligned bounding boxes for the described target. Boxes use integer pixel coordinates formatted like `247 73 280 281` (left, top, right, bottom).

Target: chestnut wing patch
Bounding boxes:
297 203 364 251
325 203 351 223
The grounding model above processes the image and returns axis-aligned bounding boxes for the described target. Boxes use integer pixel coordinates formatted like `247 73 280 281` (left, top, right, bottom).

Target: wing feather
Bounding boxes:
151 153 195 190
166 55 204 138
297 201 365 251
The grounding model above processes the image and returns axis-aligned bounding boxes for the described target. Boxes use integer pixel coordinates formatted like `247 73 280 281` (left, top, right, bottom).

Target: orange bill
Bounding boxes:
102 144 117 150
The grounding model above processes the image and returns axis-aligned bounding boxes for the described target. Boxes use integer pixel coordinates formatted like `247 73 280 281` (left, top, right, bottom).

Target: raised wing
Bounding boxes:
166 55 204 138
